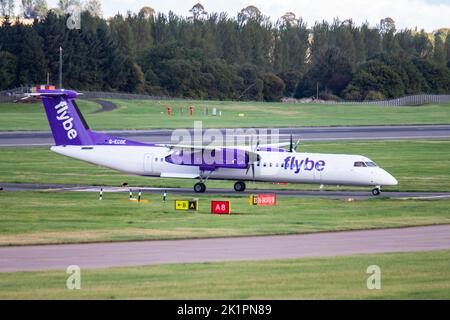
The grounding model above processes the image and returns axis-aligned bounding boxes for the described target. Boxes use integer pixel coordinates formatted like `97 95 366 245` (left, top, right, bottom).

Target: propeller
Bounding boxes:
246 137 260 181
289 134 301 152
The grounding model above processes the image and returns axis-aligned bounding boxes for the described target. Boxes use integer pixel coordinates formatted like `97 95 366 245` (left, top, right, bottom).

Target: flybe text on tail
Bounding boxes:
55 101 78 140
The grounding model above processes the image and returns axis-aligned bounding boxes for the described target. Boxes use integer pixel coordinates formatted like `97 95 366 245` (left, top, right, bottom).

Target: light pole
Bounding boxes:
316 82 319 100
59 47 63 89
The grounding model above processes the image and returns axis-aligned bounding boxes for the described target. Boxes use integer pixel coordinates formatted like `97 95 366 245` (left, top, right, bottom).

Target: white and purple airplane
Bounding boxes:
34 89 397 196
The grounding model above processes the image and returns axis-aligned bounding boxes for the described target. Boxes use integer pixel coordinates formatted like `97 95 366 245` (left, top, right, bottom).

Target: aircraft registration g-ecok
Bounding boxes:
32 89 397 196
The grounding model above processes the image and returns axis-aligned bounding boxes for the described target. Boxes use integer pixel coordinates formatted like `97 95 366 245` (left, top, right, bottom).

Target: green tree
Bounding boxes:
0 1 7 16
413 58 450 93
121 57 145 93
295 47 352 98
34 0 47 18
446 34 450 63
433 34 446 65
21 0 33 18
278 70 302 97
84 0 102 17
16 26 47 85
262 73 285 101
57 0 81 12
0 51 17 89
237 63 264 101
362 23 382 59
344 59 405 99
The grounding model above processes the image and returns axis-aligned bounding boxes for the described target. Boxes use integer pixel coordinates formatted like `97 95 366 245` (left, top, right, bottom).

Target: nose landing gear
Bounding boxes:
372 187 381 196
234 181 246 192
194 182 206 193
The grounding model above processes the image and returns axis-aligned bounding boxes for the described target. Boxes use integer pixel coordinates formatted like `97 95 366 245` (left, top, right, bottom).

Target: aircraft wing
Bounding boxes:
157 144 261 159
157 144 222 151
156 142 288 154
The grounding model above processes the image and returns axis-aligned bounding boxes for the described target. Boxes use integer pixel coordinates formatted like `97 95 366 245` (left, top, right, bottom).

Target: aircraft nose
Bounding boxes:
381 170 398 186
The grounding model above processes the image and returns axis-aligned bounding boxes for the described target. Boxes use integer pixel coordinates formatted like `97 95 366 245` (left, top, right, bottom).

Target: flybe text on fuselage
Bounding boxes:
55 101 78 140
283 156 326 174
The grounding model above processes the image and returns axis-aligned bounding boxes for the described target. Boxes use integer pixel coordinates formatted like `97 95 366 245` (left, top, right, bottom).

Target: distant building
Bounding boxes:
0 18 34 26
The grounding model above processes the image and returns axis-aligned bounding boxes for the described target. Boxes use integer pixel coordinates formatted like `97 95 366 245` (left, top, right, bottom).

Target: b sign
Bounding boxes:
250 194 277 207
211 201 231 215
175 200 198 211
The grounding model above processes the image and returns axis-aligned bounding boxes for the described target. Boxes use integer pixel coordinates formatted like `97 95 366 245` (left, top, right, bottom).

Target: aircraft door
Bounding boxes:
144 154 153 174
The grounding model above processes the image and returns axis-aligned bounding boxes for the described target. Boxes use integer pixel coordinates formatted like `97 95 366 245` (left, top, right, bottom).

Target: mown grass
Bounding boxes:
0 191 449 245
0 100 99 131
0 99 449 131
1 250 449 299
1 140 450 192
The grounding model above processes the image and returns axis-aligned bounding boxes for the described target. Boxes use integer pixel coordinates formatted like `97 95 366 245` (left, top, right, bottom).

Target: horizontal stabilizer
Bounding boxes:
27 89 81 98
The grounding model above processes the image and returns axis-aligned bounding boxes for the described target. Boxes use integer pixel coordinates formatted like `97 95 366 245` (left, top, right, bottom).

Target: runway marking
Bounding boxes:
2 183 450 200
398 195 450 200
300 135 450 141
2 135 450 147
0 143 52 147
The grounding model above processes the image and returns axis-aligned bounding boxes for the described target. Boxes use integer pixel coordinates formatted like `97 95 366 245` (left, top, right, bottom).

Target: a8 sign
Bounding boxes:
211 201 231 215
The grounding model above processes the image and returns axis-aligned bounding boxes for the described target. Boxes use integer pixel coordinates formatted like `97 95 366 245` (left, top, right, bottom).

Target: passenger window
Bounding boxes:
263 163 267 167
270 163 273 167
354 161 366 167
281 163 284 168
155 157 158 162
365 162 377 167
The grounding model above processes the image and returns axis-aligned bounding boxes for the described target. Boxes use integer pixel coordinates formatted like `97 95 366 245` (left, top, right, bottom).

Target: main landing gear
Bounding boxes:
194 181 247 193
194 170 212 193
194 182 206 193
372 187 381 196
234 181 246 192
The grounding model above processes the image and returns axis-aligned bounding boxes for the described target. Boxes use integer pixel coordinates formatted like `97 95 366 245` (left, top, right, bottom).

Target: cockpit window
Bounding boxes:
354 161 366 167
365 162 378 167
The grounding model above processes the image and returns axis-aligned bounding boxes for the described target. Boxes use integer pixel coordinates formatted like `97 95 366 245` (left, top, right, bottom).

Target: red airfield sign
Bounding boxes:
211 201 231 214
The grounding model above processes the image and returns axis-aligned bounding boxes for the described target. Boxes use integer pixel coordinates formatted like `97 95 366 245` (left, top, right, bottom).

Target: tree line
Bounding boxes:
0 2 449 101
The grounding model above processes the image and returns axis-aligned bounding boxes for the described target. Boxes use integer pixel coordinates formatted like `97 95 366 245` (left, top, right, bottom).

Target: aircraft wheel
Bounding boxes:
372 187 381 196
194 182 206 193
234 181 246 192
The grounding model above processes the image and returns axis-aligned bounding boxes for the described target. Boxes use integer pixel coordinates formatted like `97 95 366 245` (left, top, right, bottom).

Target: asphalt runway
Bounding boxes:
2 182 450 200
92 100 118 113
1 225 449 272
1 124 450 147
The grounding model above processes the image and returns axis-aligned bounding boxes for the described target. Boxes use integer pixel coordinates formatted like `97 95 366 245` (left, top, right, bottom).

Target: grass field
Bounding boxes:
1 140 450 192
1 250 449 299
0 99 450 131
0 191 449 245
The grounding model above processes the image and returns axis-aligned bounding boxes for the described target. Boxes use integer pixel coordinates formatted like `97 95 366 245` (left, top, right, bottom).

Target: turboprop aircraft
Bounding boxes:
32 89 397 196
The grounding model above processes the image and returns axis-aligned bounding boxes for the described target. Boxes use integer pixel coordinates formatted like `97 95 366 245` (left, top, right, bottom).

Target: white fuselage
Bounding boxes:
51 145 398 187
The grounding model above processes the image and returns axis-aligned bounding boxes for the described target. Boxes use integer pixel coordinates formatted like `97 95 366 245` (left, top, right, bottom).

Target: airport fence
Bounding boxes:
320 94 450 106
1 87 450 106
78 91 176 101
0 87 30 103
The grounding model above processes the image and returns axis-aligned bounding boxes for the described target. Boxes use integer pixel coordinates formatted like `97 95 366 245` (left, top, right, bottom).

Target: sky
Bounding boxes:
18 0 450 31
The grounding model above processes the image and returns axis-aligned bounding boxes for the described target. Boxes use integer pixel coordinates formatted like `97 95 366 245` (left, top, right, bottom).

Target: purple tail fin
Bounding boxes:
38 89 149 147
40 90 93 146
